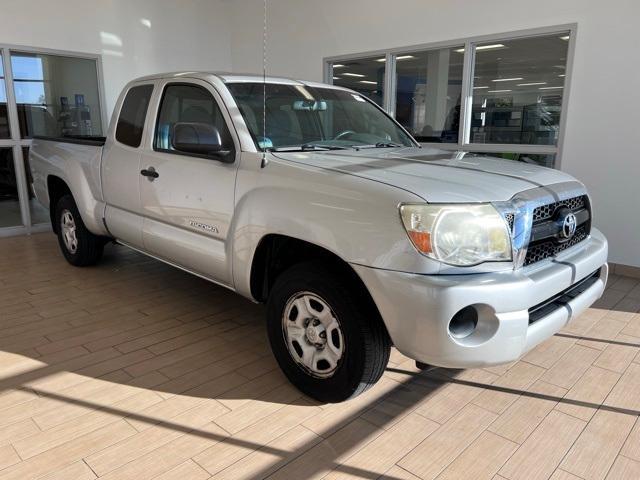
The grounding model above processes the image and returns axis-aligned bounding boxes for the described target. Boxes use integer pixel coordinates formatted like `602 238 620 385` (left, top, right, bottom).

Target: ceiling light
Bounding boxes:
376 58 386 62
492 77 523 82
360 80 377 84
487 89 512 93
457 43 505 53
332 76 340 80
539 86 563 90
560 35 570 41
333 64 345 68
396 55 415 60
558 74 566 77
343 73 365 77
517 82 547 86
473 86 489 89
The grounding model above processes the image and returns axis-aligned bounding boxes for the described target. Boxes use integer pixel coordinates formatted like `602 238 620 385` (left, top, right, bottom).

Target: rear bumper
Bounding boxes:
354 228 608 368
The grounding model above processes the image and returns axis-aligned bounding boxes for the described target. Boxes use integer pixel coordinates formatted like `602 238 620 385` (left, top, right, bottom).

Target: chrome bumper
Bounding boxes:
354 228 608 368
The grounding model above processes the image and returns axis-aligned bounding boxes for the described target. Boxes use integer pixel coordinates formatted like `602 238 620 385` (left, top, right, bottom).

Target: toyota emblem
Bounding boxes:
561 212 577 240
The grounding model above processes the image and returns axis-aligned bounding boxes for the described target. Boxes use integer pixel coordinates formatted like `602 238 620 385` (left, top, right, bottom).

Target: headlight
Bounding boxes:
399 203 512 266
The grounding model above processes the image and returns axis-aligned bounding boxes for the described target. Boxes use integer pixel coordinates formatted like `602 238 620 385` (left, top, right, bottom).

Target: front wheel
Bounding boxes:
55 194 104 266
267 262 390 403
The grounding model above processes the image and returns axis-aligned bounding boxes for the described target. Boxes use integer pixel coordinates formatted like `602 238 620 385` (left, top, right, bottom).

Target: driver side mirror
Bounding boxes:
171 122 232 162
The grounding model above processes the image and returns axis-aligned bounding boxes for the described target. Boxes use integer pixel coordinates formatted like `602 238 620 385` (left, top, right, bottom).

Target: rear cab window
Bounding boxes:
115 84 154 147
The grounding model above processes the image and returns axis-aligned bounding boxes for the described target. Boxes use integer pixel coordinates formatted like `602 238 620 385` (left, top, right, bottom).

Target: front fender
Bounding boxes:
230 153 430 299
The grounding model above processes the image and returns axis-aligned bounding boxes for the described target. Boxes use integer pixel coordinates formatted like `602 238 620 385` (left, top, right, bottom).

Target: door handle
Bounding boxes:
140 167 159 180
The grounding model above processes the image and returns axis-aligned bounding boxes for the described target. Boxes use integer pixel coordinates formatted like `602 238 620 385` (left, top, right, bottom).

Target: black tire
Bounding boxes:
54 194 104 266
267 262 390 403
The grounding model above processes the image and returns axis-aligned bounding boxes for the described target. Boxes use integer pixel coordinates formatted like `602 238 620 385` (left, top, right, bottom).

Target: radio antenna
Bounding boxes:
260 0 268 168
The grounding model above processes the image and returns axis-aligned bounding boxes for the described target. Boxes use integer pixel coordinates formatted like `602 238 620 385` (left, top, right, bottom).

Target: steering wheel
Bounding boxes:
334 130 356 141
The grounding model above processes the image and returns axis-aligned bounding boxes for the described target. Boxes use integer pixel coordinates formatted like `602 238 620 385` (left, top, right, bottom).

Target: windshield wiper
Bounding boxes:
268 144 349 152
353 142 404 150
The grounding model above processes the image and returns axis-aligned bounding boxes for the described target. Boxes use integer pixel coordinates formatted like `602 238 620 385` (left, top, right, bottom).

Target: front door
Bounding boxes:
102 82 155 248
139 79 239 286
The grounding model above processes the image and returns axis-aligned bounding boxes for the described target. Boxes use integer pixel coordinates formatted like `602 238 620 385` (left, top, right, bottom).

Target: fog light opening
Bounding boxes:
449 306 479 339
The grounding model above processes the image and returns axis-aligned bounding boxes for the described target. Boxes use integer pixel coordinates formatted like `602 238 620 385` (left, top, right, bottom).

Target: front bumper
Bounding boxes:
353 228 608 368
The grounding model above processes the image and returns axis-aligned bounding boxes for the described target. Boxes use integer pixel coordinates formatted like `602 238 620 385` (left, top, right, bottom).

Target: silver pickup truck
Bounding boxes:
29 72 608 402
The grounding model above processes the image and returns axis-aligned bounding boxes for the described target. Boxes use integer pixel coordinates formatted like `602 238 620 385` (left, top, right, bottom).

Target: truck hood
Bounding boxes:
272 146 578 202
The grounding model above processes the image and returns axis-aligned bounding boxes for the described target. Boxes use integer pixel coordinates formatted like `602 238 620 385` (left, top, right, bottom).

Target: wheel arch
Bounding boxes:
249 234 390 340
47 175 72 233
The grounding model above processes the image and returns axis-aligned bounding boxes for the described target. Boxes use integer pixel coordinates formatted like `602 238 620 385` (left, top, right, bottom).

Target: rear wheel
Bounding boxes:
55 194 104 266
267 262 390 402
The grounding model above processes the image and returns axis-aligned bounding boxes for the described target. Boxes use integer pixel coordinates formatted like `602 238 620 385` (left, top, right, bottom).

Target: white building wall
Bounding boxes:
1 0 233 117
230 0 640 268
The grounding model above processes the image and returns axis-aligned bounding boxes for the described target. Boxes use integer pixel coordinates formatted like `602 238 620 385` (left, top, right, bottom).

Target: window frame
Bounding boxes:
0 43 106 237
324 24 577 169
152 81 237 162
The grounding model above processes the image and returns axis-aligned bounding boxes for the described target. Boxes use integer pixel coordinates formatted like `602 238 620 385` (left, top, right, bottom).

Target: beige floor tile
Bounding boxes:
0 421 136 480
267 419 381 480
211 425 320 480
323 413 438 479
560 409 636 480
488 380 566 443
605 456 640 479
593 334 640 373
524 334 577 369
380 465 422 480
437 431 518 480
398 404 497 479
85 399 228 476
549 469 585 480
555 366 620 421
38 461 97 480
472 362 545 414
498 411 585 480
541 344 601 389
193 400 320 475
415 368 498 424
603 362 640 412
152 459 210 480
620 418 640 461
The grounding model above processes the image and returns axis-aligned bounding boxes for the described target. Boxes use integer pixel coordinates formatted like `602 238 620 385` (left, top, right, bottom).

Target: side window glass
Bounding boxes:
154 83 233 154
115 84 154 147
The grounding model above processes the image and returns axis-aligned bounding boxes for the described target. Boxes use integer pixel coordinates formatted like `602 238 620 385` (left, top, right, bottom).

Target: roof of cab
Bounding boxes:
128 71 346 90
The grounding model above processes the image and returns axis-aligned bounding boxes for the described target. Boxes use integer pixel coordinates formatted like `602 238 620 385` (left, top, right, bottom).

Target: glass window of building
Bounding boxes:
0 59 10 139
11 52 104 139
470 33 569 145
394 47 463 143
331 57 385 107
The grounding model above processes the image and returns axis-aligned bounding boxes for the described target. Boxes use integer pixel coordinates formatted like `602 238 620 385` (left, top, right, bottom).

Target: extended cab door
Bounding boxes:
102 82 156 248
139 79 240 286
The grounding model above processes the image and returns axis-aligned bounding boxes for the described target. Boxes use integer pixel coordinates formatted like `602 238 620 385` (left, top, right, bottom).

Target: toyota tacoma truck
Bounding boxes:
29 72 608 402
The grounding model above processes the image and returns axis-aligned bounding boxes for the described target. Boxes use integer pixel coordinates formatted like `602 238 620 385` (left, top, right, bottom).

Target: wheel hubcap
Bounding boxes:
282 292 344 378
61 209 78 254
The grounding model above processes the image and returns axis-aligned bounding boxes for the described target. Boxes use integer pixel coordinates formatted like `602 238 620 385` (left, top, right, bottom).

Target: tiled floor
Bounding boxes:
1 233 640 480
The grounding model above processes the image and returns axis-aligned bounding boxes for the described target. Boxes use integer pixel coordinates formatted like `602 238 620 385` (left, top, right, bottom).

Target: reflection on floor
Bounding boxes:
1 233 640 479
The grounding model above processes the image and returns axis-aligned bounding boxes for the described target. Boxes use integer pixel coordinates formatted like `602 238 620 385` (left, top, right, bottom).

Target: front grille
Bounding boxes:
528 269 601 324
524 225 589 266
532 195 587 222
524 194 591 267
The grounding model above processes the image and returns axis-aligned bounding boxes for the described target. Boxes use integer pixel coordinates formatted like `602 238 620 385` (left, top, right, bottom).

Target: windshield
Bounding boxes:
226 82 416 151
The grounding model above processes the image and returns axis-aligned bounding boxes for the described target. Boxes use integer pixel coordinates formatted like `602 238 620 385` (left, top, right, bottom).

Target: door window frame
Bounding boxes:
0 43 106 237
149 79 239 163
324 23 577 169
